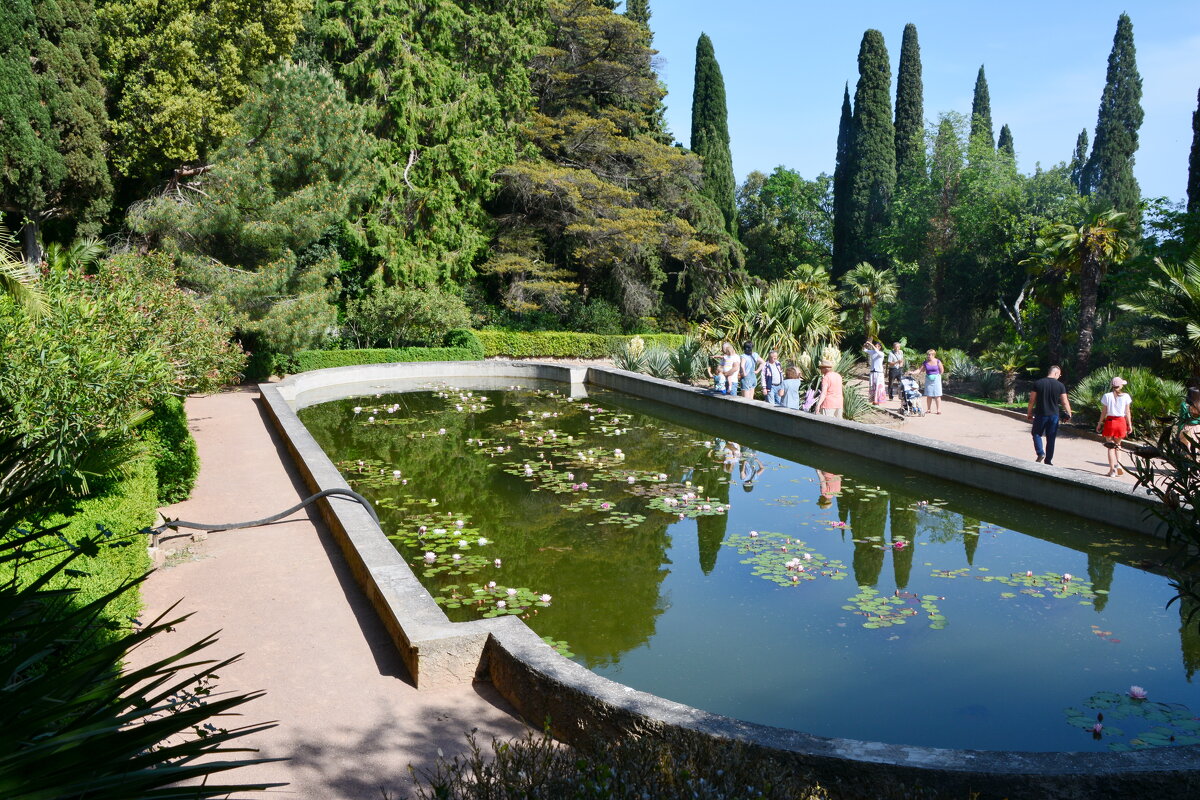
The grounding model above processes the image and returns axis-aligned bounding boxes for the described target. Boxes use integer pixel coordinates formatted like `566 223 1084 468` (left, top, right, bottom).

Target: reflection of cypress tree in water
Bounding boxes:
1180 598 1200 681
696 463 731 574
888 496 918 589
962 516 981 565
845 487 887 587
1087 552 1115 613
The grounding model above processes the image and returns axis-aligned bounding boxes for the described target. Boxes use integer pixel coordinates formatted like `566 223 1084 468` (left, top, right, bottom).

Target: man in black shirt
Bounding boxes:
1026 365 1073 466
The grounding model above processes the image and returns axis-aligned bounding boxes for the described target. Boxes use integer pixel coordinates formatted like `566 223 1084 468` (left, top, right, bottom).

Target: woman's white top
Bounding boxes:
1101 391 1132 418
864 348 884 373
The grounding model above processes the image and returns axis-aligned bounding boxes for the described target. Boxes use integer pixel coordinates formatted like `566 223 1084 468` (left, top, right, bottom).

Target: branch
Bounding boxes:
403 150 418 192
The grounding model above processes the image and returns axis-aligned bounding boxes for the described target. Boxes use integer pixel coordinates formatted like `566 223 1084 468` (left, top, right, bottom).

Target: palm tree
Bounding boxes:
1119 245 1200 378
42 236 106 274
839 262 898 340
0 225 46 317
980 340 1036 404
1036 199 1135 375
699 280 841 364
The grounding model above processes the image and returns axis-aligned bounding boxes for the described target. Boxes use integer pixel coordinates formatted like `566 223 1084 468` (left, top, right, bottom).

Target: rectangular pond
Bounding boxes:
297 382 1200 753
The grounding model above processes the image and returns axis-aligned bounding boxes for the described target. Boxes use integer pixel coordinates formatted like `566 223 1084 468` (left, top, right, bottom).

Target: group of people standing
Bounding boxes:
862 341 947 414
711 341 847 417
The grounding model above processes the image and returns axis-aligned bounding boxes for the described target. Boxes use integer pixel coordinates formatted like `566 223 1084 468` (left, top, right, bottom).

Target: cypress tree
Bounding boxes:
970 65 994 148
1082 13 1143 219
997 124 1015 159
1185 87 1199 221
624 0 650 31
844 29 895 272
691 33 737 236
832 83 854 273
893 22 924 185
1069 129 1089 193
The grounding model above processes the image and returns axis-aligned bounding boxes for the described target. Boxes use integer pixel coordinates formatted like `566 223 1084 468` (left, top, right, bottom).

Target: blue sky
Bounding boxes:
643 0 1200 202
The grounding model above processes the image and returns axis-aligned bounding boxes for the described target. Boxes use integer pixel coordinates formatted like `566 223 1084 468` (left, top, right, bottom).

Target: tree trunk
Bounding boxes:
863 305 874 339
1075 254 1101 375
20 219 43 265
1004 371 1016 404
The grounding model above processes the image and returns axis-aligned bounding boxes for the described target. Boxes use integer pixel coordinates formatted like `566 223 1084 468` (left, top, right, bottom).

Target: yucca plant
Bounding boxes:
642 347 674 380
611 341 647 373
841 382 871 422
667 337 706 384
1069 366 1184 428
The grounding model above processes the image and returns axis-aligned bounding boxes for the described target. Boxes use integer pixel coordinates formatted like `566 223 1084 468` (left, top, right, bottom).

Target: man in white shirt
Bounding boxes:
887 343 905 400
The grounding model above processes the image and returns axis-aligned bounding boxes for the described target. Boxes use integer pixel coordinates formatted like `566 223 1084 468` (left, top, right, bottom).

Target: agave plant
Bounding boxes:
611 341 647 373
642 347 674 380
841 382 871 422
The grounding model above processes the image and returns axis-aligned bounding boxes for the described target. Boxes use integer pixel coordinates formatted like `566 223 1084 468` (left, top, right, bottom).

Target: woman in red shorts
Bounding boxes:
1096 376 1133 477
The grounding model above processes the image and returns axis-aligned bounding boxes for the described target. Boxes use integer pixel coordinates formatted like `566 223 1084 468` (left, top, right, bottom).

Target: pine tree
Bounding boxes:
624 0 650 31
1082 13 1143 220
970 65 994 148
997 124 1015 159
691 33 737 236
844 29 895 272
1069 129 1089 193
893 23 924 185
832 84 854 273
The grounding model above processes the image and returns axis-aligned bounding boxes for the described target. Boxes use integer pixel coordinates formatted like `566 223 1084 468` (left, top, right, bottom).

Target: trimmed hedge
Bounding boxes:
142 396 199 505
442 328 486 360
292 346 481 372
21 458 158 650
474 330 686 359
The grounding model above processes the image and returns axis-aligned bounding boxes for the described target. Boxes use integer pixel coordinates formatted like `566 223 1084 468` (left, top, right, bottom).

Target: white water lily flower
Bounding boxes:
494 558 502 567
458 540 468 548
433 528 446 535
506 588 518 597
424 552 436 561
452 554 462 561
353 407 362 414
540 594 552 603
496 600 506 608
478 538 488 546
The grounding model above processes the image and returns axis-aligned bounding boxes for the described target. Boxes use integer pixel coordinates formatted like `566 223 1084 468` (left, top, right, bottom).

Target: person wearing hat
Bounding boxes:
1096 376 1133 477
814 358 844 418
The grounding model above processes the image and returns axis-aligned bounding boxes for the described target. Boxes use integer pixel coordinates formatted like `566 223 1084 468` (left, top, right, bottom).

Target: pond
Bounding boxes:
298 383 1200 753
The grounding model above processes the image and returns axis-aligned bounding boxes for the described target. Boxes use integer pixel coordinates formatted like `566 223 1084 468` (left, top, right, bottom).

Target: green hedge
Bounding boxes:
142 396 199 505
292 346 481 372
474 330 686 358
20 458 158 650
442 328 486 359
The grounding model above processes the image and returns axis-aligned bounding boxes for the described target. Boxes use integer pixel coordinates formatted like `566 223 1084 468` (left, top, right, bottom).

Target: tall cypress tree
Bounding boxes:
691 33 737 236
1082 13 1143 219
997 124 1015 159
844 29 895 272
893 23 924 186
970 65 994 148
1069 129 1089 193
832 83 854 273
624 0 650 31
1187 87 1200 244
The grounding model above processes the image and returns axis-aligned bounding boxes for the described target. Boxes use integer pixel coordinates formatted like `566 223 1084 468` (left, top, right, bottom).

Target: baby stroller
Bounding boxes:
899 374 924 417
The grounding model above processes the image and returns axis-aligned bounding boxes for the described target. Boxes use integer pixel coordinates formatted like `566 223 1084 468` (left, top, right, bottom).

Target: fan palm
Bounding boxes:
0 225 46 317
698 281 840 363
1034 199 1135 375
980 340 1036 403
839 262 897 340
42 236 106 274
1119 244 1200 377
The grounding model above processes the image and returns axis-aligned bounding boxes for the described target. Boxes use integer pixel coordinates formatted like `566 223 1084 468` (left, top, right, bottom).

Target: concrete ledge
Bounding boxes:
260 360 1198 798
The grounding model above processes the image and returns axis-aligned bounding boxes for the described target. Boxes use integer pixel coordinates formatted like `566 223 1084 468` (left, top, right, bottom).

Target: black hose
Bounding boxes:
155 488 379 536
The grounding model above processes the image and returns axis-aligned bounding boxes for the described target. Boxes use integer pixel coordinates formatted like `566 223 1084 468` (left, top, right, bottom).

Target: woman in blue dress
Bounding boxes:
922 349 945 415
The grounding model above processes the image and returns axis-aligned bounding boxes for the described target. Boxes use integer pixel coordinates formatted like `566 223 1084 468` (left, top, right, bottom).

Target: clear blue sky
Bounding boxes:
643 0 1199 202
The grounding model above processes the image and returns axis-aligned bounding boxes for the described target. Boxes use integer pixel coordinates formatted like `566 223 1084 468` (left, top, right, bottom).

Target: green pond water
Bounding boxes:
298 383 1200 752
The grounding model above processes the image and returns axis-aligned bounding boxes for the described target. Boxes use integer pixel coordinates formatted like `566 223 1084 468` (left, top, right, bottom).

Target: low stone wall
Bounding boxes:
261 360 1197 799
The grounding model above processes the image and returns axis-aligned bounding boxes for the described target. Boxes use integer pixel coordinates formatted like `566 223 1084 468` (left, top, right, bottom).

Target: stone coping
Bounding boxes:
260 361 1197 798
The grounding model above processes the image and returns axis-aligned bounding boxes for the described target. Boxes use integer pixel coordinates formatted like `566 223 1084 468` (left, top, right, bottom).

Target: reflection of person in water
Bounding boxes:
739 452 764 491
816 469 842 507
722 441 741 473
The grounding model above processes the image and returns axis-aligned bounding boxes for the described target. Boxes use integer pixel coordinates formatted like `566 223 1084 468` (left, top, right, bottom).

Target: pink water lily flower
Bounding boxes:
600 502 612 510
424 552 436 562
455 520 465 528
1129 685 1148 700
803 553 813 561
749 531 759 538
1062 573 1073 582
418 525 427 533
487 581 497 589
1092 722 1103 734
627 476 636 484
1026 570 1034 577
893 541 907 550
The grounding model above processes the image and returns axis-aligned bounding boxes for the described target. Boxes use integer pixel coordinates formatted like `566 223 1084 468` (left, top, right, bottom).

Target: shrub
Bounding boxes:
1069 366 1185 427
475 330 685 358
566 297 624 335
408 728 830 800
941 348 977 382
141 396 199 505
344 286 472 348
291 347 480 372
668 337 708 384
442 328 486 360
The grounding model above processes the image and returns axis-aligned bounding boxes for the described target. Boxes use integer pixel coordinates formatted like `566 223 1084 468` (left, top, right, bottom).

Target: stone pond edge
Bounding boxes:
258 361 1198 799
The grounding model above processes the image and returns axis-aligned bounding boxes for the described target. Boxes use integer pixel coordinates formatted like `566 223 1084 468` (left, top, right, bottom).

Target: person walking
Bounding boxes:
775 365 803 409
1096 376 1133 477
815 359 844 419
762 350 784 406
863 341 886 405
1026 365 1072 466
922 349 945 415
887 342 906 400
720 342 739 396
739 341 763 399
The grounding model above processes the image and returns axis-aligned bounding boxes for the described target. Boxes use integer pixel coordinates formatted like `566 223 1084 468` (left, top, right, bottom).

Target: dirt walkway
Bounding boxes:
131 388 526 800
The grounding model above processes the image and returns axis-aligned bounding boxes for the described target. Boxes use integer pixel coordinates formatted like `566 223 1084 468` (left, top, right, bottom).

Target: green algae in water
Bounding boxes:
299 384 1199 753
